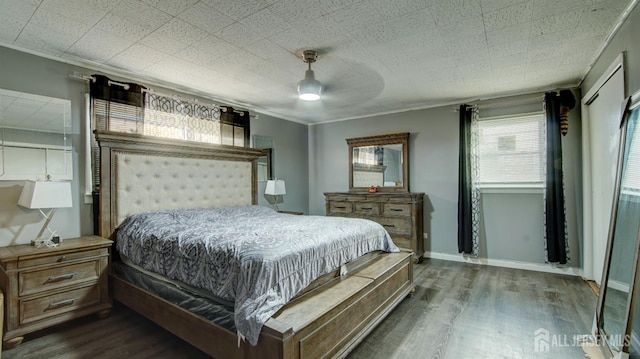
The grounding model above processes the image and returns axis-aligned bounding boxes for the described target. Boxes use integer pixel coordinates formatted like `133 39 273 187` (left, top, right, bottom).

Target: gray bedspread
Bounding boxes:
116 205 398 345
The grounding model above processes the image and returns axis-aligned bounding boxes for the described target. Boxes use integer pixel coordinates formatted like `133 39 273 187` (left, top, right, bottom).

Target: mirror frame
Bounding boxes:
595 98 640 358
347 132 409 193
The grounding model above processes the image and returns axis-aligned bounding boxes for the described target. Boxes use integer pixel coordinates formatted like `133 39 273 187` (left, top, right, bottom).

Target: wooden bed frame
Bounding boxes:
96 131 415 359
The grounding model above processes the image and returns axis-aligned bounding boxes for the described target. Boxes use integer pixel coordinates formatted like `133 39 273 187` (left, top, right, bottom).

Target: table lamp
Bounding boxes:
18 180 72 246
265 179 286 211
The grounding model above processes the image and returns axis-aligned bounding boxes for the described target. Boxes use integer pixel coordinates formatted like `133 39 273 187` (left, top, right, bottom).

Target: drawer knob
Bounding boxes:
382 224 396 228
46 272 78 283
48 297 77 309
390 208 403 212
58 255 67 262
334 206 346 209
361 207 373 210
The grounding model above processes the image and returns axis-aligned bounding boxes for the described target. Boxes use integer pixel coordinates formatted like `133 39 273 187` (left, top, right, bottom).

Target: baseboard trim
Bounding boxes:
424 251 583 276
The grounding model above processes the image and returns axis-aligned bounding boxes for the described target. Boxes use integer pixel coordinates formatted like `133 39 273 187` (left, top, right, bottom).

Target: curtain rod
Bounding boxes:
68 72 95 82
476 94 543 110
71 72 257 118
454 94 544 112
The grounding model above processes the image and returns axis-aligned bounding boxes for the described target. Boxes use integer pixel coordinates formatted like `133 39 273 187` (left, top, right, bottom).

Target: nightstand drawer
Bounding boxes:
18 248 105 268
20 284 101 325
19 260 101 296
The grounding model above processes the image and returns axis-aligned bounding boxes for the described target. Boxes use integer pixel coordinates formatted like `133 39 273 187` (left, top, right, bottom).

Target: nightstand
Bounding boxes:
0 236 112 349
277 210 304 215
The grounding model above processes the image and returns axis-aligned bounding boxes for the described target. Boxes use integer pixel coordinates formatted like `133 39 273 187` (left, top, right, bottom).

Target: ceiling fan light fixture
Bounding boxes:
297 50 322 101
298 69 322 101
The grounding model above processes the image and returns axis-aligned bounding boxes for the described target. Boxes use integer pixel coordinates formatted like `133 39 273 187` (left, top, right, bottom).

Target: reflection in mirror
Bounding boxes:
598 106 640 357
253 135 273 182
347 132 409 193
257 148 272 182
352 144 403 187
0 88 72 180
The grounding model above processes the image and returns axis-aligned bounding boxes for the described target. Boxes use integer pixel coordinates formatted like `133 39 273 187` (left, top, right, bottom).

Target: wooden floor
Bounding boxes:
2 259 596 359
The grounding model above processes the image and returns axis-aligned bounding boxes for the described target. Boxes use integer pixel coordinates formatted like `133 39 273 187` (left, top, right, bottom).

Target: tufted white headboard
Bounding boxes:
95 131 263 239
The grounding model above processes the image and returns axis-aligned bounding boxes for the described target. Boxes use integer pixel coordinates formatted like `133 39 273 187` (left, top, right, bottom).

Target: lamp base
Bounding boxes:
31 239 45 247
31 236 62 248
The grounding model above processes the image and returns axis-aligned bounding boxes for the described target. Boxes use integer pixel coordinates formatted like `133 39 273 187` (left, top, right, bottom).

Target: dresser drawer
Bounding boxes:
20 284 101 325
18 248 105 268
371 216 412 236
328 201 353 214
391 236 413 250
19 260 101 296
382 203 412 216
354 202 380 215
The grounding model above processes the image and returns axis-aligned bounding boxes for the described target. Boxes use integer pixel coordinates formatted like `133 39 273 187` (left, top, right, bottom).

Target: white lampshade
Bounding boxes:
18 180 72 209
265 179 286 196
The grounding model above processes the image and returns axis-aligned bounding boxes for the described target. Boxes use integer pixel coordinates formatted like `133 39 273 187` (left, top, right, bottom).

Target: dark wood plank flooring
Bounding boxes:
2 259 596 359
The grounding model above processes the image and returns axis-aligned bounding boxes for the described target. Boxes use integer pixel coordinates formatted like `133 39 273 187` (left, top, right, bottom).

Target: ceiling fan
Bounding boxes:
297 49 322 101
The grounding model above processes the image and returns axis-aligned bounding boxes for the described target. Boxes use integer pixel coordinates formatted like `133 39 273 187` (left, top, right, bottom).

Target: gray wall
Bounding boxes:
251 114 309 213
0 46 308 245
309 92 583 267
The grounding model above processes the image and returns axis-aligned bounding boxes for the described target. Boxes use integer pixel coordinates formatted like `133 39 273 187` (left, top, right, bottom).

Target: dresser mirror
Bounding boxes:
347 132 409 193
0 88 72 180
595 102 640 358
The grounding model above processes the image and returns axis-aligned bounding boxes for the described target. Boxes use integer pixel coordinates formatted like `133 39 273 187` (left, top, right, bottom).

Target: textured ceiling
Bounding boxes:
0 0 635 124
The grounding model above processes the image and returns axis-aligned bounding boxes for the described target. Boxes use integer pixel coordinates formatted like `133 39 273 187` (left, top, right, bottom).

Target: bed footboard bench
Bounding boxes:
111 250 414 359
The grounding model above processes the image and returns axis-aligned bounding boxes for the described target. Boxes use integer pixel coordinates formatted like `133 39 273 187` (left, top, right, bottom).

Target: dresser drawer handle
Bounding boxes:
46 272 78 283
48 298 77 309
334 206 347 209
382 224 396 228
389 208 404 212
58 256 67 262
360 207 373 210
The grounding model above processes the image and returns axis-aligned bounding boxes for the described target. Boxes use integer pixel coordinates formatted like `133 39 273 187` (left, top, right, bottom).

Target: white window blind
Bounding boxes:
477 113 545 186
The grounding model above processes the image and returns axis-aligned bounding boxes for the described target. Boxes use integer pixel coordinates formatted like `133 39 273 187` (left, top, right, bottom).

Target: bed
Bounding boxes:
96 131 415 359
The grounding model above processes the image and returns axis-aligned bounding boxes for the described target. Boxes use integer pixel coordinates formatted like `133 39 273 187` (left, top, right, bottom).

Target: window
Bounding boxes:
88 75 250 193
476 113 545 187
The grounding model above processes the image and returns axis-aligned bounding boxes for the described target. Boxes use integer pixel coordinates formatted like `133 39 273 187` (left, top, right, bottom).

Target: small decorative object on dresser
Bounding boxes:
325 192 424 259
0 236 112 349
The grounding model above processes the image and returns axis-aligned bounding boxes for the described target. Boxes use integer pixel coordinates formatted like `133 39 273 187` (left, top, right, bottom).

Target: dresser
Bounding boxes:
325 192 424 259
0 236 112 348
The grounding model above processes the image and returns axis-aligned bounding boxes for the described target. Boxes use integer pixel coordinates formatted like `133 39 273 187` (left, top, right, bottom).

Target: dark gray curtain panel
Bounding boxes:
458 104 474 254
544 91 573 264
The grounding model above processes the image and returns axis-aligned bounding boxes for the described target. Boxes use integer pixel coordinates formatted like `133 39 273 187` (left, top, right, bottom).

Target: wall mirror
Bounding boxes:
253 135 273 182
0 88 72 180
347 132 409 193
595 101 640 358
